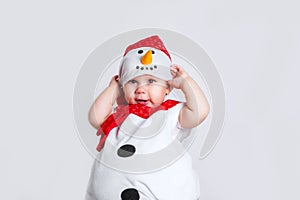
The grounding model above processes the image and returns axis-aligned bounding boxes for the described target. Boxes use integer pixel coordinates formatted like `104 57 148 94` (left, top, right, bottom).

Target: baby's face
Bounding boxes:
122 74 170 107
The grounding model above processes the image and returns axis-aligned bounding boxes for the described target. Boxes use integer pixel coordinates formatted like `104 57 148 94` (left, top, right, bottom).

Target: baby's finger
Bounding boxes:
170 66 179 75
172 64 181 70
170 66 177 72
110 75 120 85
172 65 184 76
175 65 184 73
170 70 177 77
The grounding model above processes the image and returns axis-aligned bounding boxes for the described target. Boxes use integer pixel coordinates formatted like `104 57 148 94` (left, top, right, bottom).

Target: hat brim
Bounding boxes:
120 64 172 86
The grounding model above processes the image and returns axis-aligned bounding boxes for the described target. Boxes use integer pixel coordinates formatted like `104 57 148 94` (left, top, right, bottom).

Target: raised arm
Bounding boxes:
88 75 121 129
168 65 210 129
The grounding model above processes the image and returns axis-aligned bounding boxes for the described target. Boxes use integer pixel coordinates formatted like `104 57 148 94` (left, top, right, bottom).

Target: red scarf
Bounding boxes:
96 99 180 151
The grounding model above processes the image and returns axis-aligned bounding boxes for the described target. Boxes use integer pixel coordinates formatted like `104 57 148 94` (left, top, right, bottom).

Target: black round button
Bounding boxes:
121 188 140 200
117 144 136 157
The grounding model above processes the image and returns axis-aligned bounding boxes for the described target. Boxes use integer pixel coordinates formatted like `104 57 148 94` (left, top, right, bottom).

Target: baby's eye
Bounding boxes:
129 80 138 84
148 79 156 84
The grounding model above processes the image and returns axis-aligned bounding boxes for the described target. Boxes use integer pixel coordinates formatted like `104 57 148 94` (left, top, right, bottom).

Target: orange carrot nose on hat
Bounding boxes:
118 35 173 86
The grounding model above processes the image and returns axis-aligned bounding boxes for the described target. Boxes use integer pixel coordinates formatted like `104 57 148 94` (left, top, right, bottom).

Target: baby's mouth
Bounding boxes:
136 99 149 105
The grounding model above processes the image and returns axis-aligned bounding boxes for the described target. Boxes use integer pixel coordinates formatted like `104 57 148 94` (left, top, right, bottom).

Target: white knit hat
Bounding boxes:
118 35 172 86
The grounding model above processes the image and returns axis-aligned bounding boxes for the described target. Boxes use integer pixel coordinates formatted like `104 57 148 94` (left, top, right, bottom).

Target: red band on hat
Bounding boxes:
123 35 172 61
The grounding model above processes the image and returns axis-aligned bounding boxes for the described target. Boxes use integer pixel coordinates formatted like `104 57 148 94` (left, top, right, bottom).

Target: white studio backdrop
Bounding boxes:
0 0 299 200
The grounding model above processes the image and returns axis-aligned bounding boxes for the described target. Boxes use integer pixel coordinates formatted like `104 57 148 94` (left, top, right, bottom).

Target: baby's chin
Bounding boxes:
126 98 165 107
141 102 163 108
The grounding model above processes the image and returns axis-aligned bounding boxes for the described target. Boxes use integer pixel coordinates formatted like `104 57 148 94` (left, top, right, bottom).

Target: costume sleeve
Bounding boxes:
168 102 192 142
176 121 189 130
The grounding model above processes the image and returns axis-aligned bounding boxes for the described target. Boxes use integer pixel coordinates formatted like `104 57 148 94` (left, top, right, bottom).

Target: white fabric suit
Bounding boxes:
85 103 200 200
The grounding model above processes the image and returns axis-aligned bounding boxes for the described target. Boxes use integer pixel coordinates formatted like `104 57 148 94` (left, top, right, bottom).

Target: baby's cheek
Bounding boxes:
127 97 135 104
122 94 131 104
157 92 167 101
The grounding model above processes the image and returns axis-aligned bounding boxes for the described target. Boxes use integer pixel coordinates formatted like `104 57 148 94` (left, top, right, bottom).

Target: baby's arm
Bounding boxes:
88 75 121 129
168 65 210 129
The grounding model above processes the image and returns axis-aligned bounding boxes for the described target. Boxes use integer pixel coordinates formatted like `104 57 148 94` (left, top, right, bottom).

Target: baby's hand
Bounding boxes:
109 75 122 99
168 64 189 89
109 75 120 87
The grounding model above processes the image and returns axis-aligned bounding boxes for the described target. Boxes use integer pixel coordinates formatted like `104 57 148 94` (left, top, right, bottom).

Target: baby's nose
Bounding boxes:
135 84 147 94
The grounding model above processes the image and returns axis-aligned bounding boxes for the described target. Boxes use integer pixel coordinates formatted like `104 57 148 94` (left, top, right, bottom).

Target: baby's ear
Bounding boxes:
166 83 172 94
167 81 173 91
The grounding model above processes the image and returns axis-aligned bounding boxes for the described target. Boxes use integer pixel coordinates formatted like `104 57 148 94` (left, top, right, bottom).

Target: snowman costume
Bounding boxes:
86 36 200 200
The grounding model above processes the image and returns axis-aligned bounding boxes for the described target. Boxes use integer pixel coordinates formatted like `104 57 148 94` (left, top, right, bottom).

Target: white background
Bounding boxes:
1 0 299 199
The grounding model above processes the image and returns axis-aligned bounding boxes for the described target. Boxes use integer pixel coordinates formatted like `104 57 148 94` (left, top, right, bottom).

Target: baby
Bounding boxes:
86 35 210 200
